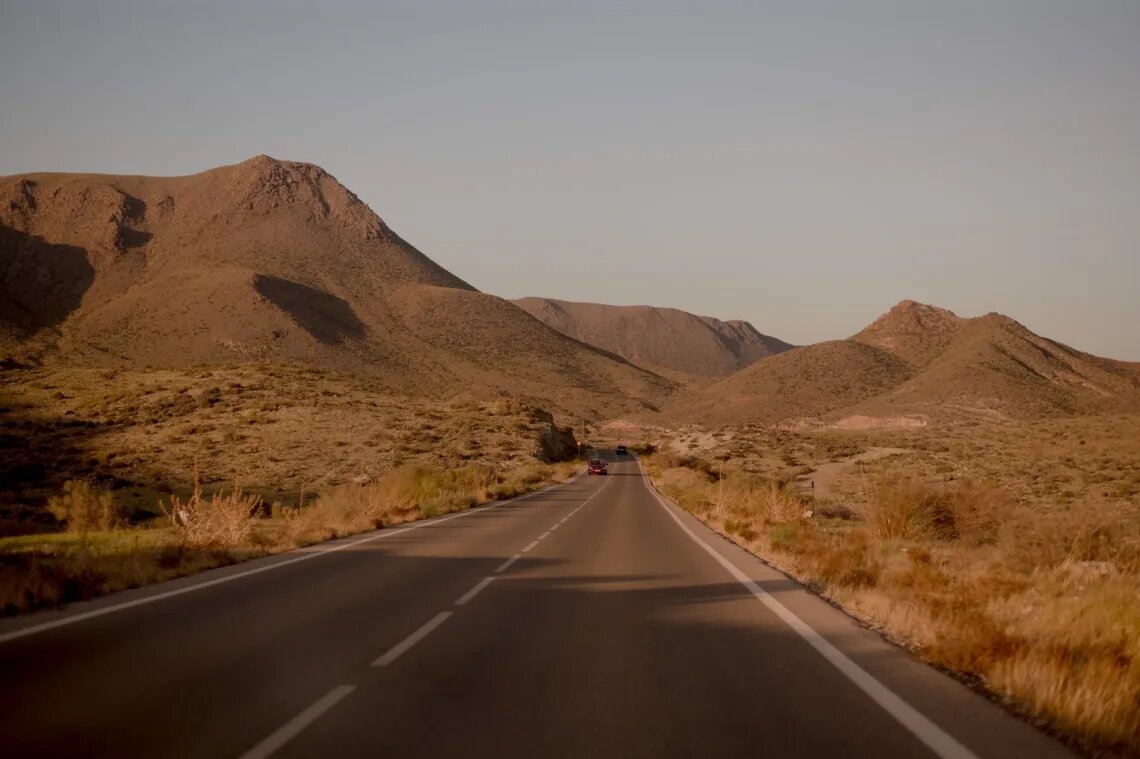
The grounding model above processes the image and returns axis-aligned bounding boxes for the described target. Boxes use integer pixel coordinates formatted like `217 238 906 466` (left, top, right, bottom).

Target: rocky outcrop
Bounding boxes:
535 418 579 463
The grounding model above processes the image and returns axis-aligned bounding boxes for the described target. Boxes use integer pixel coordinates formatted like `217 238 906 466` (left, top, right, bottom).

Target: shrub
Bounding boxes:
816 531 880 588
162 481 262 549
47 480 122 532
863 475 957 541
302 484 392 535
648 452 717 480
943 480 1004 546
757 481 805 524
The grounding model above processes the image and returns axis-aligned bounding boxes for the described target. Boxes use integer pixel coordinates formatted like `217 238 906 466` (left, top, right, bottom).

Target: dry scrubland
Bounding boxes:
0 363 580 614
643 415 1140 757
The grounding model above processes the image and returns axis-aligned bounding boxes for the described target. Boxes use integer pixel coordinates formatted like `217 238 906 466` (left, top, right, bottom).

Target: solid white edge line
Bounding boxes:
240 684 356 759
638 461 979 759
0 471 587 646
455 576 496 606
372 611 453 667
494 554 522 574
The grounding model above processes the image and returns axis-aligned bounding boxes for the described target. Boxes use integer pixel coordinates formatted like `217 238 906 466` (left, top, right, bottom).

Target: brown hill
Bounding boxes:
668 300 1140 426
852 299 962 368
668 340 913 425
513 297 794 378
854 310 1140 419
0 156 672 416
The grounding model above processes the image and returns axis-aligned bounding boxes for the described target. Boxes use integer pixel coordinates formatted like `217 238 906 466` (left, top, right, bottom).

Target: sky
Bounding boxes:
2 1 1139 359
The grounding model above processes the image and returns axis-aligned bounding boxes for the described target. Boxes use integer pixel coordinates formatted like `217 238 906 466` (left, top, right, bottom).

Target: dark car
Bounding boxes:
615 445 628 456
587 459 608 475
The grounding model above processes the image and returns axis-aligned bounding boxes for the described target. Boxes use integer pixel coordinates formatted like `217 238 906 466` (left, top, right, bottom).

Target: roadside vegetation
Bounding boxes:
0 364 579 536
0 363 583 616
0 460 577 616
643 430 1140 758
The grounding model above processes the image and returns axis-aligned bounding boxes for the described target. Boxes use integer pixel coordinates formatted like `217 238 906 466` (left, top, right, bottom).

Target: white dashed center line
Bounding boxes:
455 577 496 606
238 471 606 759
240 685 356 759
512 476 608 556
494 554 522 573
372 611 453 667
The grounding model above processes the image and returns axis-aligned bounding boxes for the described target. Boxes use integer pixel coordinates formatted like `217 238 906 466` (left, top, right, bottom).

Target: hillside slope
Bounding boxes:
668 300 1140 426
855 309 1140 419
668 340 913 425
852 299 962 368
0 156 672 416
513 297 793 377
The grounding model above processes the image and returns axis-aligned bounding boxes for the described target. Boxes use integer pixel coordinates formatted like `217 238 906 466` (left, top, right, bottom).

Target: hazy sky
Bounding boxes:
3 1 1138 359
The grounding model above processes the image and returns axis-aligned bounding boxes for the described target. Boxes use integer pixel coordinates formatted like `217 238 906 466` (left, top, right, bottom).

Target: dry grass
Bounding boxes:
0 361 584 614
645 445 1140 757
277 462 569 544
47 480 124 533
0 460 577 617
161 471 263 549
0 364 579 536
862 475 960 541
0 528 240 613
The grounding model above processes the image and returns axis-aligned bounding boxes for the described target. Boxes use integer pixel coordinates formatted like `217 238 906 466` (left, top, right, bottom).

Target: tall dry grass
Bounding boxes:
161 477 263 549
648 454 1140 757
288 462 566 542
47 480 123 533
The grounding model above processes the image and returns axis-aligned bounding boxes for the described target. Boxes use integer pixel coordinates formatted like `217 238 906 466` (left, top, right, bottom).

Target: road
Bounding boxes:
0 453 1071 758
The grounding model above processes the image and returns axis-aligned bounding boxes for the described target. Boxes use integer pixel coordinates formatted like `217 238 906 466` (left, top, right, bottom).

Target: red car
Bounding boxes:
587 459 608 475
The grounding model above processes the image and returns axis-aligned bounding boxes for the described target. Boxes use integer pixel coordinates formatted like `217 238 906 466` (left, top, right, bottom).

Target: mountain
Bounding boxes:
0 156 672 416
664 340 912 425
512 297 794 378
851 299 961 368
853 307 1140 419
669 300 1140 425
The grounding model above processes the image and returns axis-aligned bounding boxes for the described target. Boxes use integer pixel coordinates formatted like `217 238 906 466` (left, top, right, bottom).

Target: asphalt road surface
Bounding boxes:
0 453 1073 758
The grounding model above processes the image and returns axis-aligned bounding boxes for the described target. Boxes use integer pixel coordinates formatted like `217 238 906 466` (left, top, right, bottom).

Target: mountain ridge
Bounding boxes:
0 156 673 417
513 297 794 378
667 299 1140 426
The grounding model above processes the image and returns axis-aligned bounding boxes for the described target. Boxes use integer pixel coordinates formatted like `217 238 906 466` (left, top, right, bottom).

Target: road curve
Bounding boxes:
0 454 1072 758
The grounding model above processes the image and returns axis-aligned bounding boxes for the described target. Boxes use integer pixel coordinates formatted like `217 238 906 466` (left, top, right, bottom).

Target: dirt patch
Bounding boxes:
832 415 927 430
796 447 909 501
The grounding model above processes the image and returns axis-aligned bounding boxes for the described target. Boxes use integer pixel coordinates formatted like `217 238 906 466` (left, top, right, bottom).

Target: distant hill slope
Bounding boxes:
668 300 1140 425
854 309 1140 419
672 340 912 425
0 156 673 416
513 297 794 377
